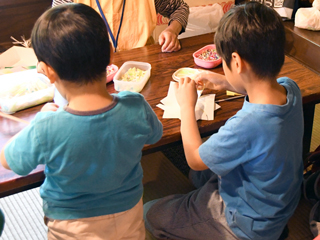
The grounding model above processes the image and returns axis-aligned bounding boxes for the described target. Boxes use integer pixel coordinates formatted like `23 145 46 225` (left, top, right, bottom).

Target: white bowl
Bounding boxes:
172 68 201 81
113 61 151 92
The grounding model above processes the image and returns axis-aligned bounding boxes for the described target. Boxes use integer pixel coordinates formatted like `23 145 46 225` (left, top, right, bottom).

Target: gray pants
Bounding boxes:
144 169 239 240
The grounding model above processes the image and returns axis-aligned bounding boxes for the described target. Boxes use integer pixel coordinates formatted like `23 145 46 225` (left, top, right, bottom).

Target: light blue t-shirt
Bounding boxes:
199 77 304 240
5 91 163 220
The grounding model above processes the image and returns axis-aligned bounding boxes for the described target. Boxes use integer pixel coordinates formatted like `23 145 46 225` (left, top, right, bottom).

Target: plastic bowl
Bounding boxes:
172 68 201 81
193 44 222 69
106 64 118 83
113 61 151 92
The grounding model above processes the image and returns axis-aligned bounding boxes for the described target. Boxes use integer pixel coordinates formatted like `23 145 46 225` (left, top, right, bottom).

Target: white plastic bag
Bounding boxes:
295 0 320 31
178 4 224 39
0 69 54 114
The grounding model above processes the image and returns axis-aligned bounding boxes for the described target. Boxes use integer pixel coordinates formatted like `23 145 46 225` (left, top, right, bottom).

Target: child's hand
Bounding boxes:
194 71 229 91
175 77 198 110
41 103 59 112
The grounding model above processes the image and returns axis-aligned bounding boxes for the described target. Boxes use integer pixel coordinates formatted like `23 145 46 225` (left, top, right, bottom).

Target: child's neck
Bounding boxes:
246 78 287 105
62 81 113 111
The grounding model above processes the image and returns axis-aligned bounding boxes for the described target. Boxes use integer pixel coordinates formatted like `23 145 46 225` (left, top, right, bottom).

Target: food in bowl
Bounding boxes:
172 68 201 81
193 44 222 69
113 61 151 93
195 48 220 61
121 67 146 82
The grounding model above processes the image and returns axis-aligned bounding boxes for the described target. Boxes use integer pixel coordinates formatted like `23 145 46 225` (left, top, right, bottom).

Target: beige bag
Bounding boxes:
295 0 320 30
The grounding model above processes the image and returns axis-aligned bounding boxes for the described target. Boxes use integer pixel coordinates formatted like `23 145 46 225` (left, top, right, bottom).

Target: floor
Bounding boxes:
1 104 320 240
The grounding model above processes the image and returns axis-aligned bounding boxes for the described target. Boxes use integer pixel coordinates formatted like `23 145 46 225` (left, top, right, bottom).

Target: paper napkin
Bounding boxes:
157 81 220 120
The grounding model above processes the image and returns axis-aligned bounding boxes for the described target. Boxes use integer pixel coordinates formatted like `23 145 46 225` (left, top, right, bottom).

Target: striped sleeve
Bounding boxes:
155 0 189 33
52 0 74 7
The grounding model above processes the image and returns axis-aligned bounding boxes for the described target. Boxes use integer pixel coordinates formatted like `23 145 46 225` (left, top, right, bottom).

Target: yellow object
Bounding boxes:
226 90 242 96
74 0 157 51
121 67 146 82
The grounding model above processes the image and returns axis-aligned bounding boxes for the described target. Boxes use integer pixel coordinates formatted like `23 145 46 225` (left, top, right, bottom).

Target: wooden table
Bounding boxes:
1 33 320 197
284 21 320 75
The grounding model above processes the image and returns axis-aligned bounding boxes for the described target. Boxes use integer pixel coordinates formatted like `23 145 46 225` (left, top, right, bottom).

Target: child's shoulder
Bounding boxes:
32 108 66 126
116 91 143 99
277 77 300 90
114 91 146 104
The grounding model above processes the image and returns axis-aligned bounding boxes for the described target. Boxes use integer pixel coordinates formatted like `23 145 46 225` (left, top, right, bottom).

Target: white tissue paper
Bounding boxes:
178 4 224 39
295 0 320 31
157 81 220 120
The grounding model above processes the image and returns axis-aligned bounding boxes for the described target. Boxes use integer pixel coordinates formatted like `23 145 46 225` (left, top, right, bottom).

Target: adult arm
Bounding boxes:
155 0 189 52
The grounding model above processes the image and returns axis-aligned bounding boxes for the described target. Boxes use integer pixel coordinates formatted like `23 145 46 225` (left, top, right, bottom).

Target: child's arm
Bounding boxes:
0 133 20 170
0 148 10 169
41 102 59 112
1 103 58 170
175 78 208 171
194 71 241 93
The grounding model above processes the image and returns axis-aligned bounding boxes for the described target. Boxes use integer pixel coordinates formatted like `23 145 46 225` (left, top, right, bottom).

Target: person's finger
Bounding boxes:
158 34 165 46
196 80 205 90
164 39 180 52
161 40 171 52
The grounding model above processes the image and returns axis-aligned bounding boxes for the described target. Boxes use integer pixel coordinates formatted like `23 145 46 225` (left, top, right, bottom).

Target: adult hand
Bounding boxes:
159 20 182 52
159 30 181 52
41 102 59 112
175 77 198 110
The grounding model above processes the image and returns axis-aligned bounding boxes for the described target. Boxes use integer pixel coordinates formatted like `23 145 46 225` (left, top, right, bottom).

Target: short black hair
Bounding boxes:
214 2 285 79
31 3 110 84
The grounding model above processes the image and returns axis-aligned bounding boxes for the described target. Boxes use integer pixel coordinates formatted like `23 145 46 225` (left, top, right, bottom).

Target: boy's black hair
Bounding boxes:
214 2 285 79
31 3 110 84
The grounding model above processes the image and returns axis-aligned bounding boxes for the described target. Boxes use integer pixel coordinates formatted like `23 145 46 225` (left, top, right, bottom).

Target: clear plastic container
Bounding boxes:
113 61 151 92
193 44 222 69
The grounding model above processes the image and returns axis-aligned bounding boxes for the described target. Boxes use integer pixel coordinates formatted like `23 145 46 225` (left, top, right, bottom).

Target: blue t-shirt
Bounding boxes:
199 77 304 240
5 91 163 220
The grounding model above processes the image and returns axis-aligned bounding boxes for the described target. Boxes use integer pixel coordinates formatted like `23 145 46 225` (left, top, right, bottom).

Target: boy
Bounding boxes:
144 2 303 240
0 3 163 239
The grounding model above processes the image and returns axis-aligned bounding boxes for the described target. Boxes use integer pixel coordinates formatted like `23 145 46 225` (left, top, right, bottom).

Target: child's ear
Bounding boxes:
231 52 251 75
37 61 59 84
231 52 243 74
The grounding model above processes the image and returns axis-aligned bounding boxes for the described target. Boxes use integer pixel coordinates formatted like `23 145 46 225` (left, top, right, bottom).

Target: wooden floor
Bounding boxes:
1 104 320 240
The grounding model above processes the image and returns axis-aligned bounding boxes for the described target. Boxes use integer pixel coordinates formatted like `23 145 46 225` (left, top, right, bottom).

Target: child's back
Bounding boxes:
8 91 162 219
144 2 304 240
198 77 303 239
0 3 163 239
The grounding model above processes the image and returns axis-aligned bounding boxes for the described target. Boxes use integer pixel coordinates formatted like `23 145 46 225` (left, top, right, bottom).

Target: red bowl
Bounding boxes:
193 44 222 69
106 64 118 83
